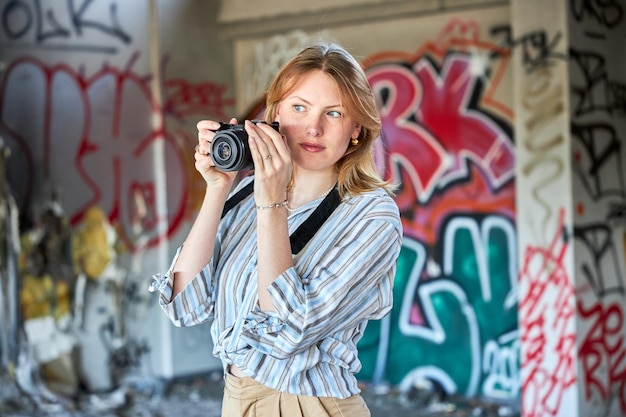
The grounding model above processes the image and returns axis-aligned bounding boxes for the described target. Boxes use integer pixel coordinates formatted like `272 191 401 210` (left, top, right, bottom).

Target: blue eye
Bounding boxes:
328 110 342 118
294 104 305 112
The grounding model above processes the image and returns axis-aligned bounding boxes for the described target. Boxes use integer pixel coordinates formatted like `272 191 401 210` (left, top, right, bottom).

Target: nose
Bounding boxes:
305 115 323 137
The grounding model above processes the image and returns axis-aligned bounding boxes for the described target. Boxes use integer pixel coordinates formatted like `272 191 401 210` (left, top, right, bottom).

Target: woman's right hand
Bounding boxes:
195 118 238 189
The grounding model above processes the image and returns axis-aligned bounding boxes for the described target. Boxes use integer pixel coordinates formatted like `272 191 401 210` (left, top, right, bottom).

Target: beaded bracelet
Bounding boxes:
255 200 288 210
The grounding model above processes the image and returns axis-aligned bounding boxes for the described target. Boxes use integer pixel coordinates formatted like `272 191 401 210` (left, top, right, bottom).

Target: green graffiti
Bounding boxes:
358 216 519 399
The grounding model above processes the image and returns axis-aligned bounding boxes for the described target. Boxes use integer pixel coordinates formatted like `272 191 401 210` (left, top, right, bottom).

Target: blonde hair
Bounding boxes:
264 42 394 197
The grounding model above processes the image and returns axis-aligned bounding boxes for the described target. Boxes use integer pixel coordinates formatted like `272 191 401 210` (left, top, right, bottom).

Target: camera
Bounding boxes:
210 120 280 172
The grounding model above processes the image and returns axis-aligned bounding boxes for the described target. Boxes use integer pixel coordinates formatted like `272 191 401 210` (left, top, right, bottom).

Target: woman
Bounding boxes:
150 42 402 417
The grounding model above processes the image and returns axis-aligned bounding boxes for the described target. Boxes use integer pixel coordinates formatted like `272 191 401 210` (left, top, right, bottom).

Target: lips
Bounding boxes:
300 142 325 152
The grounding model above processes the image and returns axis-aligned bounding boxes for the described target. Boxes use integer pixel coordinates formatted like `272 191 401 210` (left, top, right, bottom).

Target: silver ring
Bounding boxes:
194 144 199 153
265 154 272 159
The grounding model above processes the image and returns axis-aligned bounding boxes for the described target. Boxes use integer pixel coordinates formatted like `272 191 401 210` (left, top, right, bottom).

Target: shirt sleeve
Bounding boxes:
239 195 402 359
148 245 216 327
148 177 254 327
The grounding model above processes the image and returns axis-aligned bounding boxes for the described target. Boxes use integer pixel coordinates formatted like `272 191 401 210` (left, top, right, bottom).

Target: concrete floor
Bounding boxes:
0 370 519 417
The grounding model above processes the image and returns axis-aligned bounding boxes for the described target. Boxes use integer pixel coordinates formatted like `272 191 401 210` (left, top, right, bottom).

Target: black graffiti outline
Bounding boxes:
2 0 35 39
490 25 568 74
34 0 71 42
69 0 130 43
611 81 626 115
572 121 626 298
570 0 624 29
574 223 626 297
1 0 131 53
572 121 625 201
570 48 626 117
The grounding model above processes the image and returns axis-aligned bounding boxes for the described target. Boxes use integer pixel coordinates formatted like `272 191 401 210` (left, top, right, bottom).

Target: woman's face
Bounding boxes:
275 70 361 174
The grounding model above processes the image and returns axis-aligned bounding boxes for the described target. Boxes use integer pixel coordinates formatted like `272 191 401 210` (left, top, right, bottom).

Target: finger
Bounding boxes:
246 121 273 163
197 121 218 148
247 134 265 168
256 121 288 159
251 124 291 162
194 147 215 167
247 129 275 170
197 119 221 132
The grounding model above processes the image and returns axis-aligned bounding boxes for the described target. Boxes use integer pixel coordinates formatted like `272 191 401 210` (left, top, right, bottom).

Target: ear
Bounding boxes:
352 124 361 139
274 104 281 122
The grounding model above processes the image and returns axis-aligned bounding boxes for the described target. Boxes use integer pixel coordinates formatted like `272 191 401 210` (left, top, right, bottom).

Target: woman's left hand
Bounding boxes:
245 120 292 206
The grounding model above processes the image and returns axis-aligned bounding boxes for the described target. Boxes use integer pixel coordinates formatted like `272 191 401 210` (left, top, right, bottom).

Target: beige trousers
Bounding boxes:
222 373 371 417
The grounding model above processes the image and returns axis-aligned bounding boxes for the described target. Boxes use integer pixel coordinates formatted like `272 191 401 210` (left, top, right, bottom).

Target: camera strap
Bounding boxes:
221 179 341 254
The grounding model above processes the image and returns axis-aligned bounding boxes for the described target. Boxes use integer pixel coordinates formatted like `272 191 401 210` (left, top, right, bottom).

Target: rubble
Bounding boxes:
0 368 521 417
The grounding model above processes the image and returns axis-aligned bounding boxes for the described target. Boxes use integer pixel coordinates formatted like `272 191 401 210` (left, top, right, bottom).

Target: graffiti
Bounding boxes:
490 25 568 73
240 30 333 110
611 82 626 115
519 63 566 242
366 52 514 244
513 18 582 415
355 20 516 399
483 330 521 399
0 0 131 52
572 122 624 201
0 1 237 252
0 55 189 251
163 79 235 121
519 208 577 417
570 0 624 30
359 213 518 398
575 223 626 297
569 1 626 413
578 299 626 413
367 63 449 204
377 54 513 199
570 48 626 117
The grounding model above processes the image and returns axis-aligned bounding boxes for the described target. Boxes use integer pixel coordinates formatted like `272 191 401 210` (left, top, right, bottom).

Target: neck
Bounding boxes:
288 174 337 210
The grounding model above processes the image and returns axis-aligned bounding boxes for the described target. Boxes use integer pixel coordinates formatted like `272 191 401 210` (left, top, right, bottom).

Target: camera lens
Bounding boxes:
210 130 253 172
215 142 232 160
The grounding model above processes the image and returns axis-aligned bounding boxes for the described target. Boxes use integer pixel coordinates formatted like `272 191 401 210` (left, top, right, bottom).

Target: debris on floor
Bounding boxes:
0 369 520 417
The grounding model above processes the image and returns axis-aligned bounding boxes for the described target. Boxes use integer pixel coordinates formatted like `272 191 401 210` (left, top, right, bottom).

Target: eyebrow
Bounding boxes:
288 95 342 109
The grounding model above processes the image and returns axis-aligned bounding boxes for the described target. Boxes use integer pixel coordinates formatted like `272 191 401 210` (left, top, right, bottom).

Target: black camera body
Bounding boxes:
210 120 280 172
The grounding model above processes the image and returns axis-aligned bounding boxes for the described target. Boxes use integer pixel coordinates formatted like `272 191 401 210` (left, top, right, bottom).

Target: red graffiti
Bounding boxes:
578 299 626 413
367 65 448 201
519 208 577 417
0 56 190 251
164 79 235 120
366 50 515 245
415 56 514 188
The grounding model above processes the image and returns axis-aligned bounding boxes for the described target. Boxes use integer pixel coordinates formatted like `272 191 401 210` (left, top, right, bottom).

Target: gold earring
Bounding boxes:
351 138 359 146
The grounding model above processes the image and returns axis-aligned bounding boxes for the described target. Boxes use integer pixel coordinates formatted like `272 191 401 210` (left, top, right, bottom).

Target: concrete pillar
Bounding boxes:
513 1 626 416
